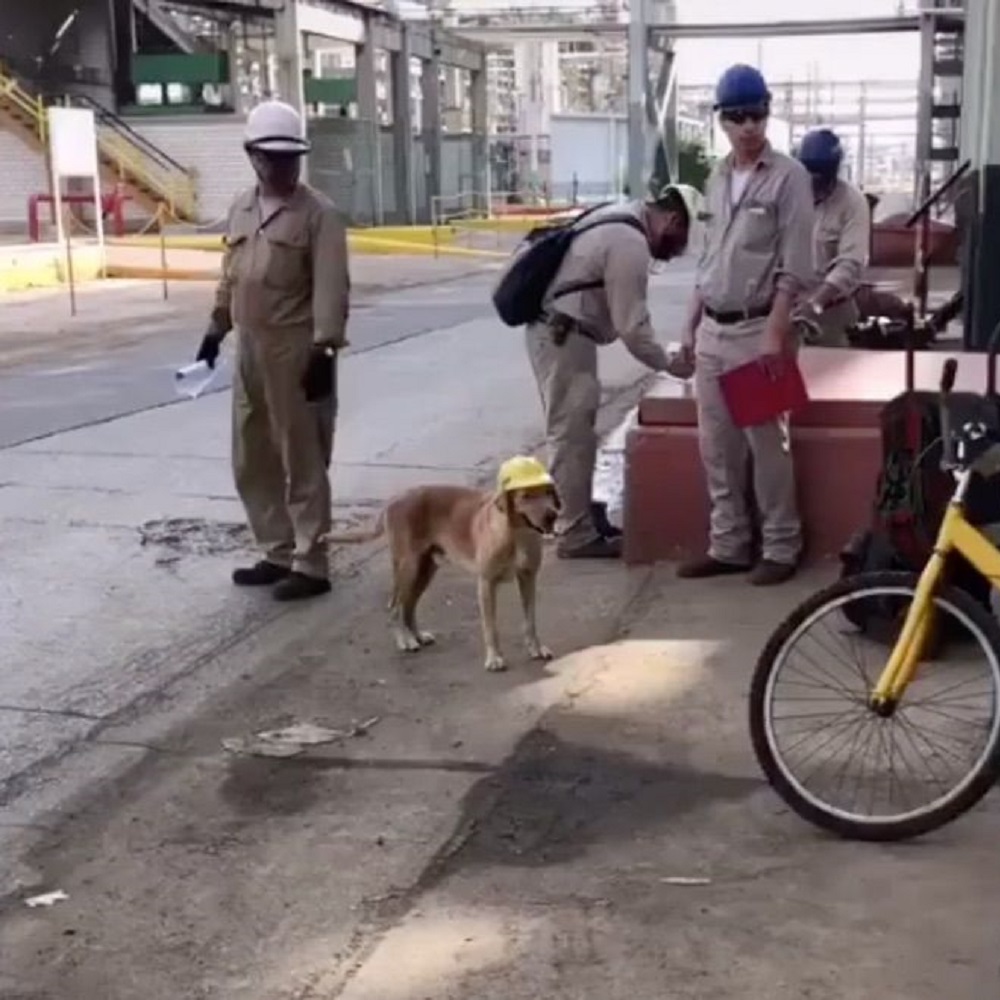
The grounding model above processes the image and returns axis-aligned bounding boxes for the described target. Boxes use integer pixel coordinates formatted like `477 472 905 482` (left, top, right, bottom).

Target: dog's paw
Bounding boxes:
527 641 554 662
416 630 436 647
394 631 424 653
484 652 507 672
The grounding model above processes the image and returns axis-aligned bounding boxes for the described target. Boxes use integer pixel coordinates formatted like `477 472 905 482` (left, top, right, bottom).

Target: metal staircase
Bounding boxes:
0 66 197 221
916 2 965 193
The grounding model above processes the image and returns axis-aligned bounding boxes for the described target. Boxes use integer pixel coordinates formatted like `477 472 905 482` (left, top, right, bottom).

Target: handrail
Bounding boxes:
69 92 192 176
0 66 197 220
905 159 971 228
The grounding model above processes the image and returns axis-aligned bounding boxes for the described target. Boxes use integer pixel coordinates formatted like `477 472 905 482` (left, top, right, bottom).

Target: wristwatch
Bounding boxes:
808 300 824 318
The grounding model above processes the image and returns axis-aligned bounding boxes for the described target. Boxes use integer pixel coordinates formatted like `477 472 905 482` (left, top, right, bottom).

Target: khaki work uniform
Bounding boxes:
804 178 871 346
695 144 815 567
524 201 673 550
214 183 350 579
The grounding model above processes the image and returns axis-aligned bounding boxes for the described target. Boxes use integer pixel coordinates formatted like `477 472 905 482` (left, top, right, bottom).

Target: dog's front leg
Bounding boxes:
477 576 506 671
516 568 553 662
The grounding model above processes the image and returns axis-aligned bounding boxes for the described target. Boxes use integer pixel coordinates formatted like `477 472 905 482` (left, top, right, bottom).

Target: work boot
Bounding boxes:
273 572 332 602
676 555 751 579
232 560 291 587
557 535 623 560
590 501 623 539
749 560 797 587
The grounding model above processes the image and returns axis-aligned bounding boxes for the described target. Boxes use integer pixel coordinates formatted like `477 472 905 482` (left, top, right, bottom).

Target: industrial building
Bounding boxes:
0 0 491 227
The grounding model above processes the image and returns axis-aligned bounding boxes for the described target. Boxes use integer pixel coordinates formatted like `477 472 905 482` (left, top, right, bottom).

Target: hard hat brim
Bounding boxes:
503 472 554 492
245 137 311 155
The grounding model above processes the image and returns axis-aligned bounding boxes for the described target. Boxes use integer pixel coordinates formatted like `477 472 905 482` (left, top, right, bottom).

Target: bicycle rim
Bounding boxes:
761 583 1000 833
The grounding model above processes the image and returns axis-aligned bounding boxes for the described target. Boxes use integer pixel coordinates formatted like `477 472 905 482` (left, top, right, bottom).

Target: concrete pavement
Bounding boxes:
1 263 687 851
3 256 999 999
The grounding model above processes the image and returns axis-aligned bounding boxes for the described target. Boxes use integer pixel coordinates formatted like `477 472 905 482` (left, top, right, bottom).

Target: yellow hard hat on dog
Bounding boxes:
498 455 554 493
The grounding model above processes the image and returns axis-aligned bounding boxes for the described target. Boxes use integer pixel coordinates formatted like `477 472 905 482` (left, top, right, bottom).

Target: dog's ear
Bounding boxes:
493 489 508 513
498 489 517 522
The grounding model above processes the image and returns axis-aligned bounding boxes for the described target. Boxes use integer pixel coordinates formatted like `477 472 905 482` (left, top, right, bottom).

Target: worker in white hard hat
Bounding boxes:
195 99 351 601
523 182 702 559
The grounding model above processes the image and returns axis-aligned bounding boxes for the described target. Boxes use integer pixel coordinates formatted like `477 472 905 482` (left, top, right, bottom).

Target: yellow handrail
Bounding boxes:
0 67 197 220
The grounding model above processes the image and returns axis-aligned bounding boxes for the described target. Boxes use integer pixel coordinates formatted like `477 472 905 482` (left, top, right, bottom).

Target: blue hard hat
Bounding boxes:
714 64 771 111
796 128 843 176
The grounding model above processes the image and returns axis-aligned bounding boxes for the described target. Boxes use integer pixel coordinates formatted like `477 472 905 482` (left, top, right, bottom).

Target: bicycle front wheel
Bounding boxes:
750 570 1000 841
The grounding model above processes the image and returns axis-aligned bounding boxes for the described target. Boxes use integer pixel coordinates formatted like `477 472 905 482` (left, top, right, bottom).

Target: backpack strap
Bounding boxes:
549 215 648 304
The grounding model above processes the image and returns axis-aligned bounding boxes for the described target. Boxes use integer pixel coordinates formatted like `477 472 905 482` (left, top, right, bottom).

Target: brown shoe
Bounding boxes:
676 556 751 579
749 559 797 587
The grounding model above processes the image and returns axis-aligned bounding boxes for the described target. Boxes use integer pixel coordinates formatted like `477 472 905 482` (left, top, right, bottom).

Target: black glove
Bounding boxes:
302 345 336 403
196 331 226 369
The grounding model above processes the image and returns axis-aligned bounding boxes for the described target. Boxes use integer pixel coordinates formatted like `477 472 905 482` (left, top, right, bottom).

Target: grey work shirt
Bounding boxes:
810 177 871 300
696 143 816 316
541 200 671 371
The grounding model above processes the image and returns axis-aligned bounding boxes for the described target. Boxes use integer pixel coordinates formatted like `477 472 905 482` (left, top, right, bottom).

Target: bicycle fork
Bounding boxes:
870 542 955 717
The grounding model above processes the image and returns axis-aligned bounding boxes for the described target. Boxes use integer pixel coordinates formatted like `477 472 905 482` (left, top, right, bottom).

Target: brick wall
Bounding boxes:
124 117 255 226
0 124 49 229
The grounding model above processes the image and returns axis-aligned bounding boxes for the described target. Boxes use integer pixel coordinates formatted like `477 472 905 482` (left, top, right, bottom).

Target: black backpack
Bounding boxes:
491 203 646 328
840 335 1000 641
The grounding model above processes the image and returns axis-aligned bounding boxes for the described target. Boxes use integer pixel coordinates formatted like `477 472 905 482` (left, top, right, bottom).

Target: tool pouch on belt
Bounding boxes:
549 314 575 347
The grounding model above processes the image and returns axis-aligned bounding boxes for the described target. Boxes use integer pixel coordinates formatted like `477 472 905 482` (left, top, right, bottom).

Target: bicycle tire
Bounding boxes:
749 570 1000 842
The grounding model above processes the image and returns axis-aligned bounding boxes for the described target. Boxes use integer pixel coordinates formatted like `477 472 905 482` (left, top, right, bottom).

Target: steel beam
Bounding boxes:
626 0 648 198
453 14 935 42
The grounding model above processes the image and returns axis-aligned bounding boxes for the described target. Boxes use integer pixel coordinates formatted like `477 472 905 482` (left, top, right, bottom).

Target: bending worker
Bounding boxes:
677 64 815 587
526 184 702 560
196 99 350 602
794 127 872 346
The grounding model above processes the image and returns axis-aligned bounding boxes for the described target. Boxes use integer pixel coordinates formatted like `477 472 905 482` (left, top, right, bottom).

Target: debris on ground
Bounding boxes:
660 877 712 886
221 716 382 758
138 518 254 557
25 890 69 908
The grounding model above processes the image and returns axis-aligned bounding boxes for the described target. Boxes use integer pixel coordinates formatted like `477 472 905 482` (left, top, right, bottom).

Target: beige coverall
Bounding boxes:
695 144 815 567
525 201 674 550
213 184 350 579
805 178 871 347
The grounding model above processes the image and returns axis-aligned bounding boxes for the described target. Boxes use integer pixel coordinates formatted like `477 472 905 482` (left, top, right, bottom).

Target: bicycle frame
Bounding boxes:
870 468 1000 712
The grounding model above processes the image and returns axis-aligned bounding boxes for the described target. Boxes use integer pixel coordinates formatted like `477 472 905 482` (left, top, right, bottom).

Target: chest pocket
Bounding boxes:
739 199 778 253
262 226 310 290
223 233 248 282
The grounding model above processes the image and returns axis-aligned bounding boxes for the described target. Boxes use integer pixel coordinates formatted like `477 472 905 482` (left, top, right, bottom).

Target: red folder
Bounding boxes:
718 356 809 428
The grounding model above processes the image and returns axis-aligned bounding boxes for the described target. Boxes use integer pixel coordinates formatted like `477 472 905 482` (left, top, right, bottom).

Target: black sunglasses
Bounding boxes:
720 108 768 125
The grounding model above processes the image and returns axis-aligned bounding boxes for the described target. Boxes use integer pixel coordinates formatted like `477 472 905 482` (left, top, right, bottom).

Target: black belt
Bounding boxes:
704 303 772 325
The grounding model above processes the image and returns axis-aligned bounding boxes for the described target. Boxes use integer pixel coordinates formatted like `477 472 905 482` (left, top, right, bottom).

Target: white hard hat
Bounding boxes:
650 182 706 257
650 182 704 227
244 100 311 155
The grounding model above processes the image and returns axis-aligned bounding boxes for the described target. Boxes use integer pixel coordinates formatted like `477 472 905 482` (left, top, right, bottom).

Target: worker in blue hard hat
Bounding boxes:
677 63 815 587
793 127 872 347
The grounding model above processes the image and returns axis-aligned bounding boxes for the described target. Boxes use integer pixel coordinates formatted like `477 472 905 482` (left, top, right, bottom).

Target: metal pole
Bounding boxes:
627 0 648 198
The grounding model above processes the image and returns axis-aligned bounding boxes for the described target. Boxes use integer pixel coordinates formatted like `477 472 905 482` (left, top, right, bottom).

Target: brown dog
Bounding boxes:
323 456 561 671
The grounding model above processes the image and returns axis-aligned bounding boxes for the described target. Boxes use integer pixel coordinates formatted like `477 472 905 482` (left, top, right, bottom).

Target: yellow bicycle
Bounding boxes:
750 357 1000 841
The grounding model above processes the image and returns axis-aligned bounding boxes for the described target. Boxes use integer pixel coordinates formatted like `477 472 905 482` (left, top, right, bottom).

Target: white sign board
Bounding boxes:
48 107 99 178
46 106 104 314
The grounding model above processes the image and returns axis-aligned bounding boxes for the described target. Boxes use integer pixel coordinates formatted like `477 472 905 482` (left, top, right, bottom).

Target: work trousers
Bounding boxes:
525 321 601 551
694 318 802 566
231 326 335 579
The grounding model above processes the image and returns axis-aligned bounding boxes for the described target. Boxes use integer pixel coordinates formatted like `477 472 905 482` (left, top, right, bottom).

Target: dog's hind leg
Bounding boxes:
516 568 553 662
391 553 437 652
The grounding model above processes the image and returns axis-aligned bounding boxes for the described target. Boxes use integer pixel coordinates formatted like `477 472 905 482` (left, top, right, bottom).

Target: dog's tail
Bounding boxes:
321 509 386 545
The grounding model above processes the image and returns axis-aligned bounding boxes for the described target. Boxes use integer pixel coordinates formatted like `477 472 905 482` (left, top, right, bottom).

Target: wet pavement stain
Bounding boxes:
427 727 761 874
